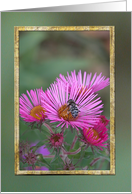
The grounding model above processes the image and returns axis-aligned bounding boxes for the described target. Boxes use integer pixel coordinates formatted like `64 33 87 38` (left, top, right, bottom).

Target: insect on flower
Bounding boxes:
59 99 80 121
67 99 80 119
41 80 103 130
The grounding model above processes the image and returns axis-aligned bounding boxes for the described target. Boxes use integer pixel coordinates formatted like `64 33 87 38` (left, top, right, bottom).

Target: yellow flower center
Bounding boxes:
86 128 100 141
58 104 78 121
79 86 86 94
76 86 91 100
30 105 46 120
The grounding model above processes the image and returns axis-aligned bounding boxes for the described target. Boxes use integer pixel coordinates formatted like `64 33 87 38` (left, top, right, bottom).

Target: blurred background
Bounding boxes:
19 30 110 111
1 12 131 192
19 30 110 170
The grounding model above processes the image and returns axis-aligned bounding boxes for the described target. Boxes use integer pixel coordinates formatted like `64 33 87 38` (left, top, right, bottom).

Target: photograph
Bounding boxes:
14 26 115 175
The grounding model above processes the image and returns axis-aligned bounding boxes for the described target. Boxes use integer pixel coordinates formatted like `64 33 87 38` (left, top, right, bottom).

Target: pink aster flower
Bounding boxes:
45 132 65 155
41 80 103 130
49 133 64 149
19 88 46 123
80 123 109 151
42 126 67 154
58 70 110 94
21 142 50 171
98 115 110 126
25 152 37 165
26 143 50 170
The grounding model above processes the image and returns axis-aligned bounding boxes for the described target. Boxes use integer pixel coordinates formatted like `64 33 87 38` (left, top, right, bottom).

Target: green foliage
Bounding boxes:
37 154 51 168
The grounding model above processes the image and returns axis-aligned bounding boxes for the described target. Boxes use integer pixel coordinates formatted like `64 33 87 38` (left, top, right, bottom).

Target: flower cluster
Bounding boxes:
19 70 110 170
19 141 50 170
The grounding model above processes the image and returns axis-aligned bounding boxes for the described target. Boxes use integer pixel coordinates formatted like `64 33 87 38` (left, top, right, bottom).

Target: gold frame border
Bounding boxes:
14 26 115 175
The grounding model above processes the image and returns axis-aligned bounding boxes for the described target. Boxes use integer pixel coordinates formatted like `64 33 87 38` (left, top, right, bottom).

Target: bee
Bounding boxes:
67 99 80 118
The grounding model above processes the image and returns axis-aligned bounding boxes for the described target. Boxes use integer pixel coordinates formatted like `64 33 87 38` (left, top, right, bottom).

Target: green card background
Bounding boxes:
1 12 131 192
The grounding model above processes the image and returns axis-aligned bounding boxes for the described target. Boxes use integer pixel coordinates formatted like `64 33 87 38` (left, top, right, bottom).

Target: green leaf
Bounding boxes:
37 154 51 168
83 151 94 159
30 146 38 153
50 152 60 164
20 162 30 169
68 152 81 160
35 140 45 148
64 129 76 144
47 153 63 170
81 158 90 167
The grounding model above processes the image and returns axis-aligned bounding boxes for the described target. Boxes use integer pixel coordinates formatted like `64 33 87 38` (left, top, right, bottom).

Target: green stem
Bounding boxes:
43 155 55 158
70 135 78 150
43 123 54 133
61 147 81 155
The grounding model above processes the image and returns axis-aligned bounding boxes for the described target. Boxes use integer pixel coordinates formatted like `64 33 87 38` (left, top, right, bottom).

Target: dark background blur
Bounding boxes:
1 12 131 192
